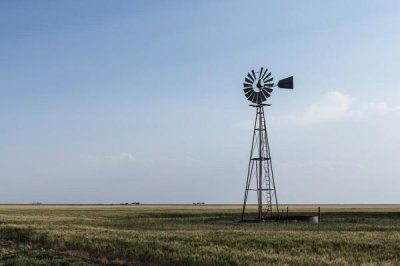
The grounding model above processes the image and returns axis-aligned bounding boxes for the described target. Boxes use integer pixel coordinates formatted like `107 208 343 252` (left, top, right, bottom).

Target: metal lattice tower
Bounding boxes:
241 104 278 220
240 67 293 221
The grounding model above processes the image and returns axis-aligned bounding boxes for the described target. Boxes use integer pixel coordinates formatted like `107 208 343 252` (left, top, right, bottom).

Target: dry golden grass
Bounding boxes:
1 204 400 265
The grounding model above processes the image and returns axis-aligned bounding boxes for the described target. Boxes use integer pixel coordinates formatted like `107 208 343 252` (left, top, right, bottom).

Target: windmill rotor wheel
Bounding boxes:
243 67 274 104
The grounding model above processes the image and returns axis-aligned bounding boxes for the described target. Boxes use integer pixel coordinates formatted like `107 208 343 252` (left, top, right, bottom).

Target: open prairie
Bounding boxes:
1 204 400 265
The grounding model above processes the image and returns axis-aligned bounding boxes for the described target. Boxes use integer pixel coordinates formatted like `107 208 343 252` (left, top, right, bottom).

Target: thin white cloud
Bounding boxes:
80 153 205 167
275 160 366 175
273 91 359 126
363 102 400 114
80 153 136 162
271 91 400 126
236 91 400 128
147 156 204 167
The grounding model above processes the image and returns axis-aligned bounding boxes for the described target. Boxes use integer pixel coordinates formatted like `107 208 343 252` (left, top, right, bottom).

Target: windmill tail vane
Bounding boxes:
277 76 293 89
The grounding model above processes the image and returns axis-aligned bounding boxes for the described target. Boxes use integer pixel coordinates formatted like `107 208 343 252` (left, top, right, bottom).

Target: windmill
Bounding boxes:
241 67 293 221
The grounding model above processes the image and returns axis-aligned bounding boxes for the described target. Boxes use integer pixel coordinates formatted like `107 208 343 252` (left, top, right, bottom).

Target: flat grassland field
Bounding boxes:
1 205 400 265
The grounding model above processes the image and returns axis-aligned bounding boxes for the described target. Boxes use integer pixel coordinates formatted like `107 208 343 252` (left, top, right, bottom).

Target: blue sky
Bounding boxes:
1 1 399 203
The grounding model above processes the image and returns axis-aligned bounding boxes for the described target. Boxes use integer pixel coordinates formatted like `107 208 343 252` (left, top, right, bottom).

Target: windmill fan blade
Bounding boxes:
253 92 259 103
244 83 253 88
251 70 256 80
257 92 263 103
254 93 259 103
244 90 253 98
263 72 271 80
259 91 267 102
262 90 270 98
248 92 256 102
264 77 273 83
265 83 274 87
252 93 258 103
244 91 252 99
244 91 253 99
277 76 293 89
265 88 273 93
261 69 269 79
245 77 253 84
243 83 252 88
243 88 252 94
259 67 264 79
247 73 254 82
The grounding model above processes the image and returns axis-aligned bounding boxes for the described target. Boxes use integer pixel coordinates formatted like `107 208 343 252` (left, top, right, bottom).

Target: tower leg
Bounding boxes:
257 106 263 220
241 109 258 220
